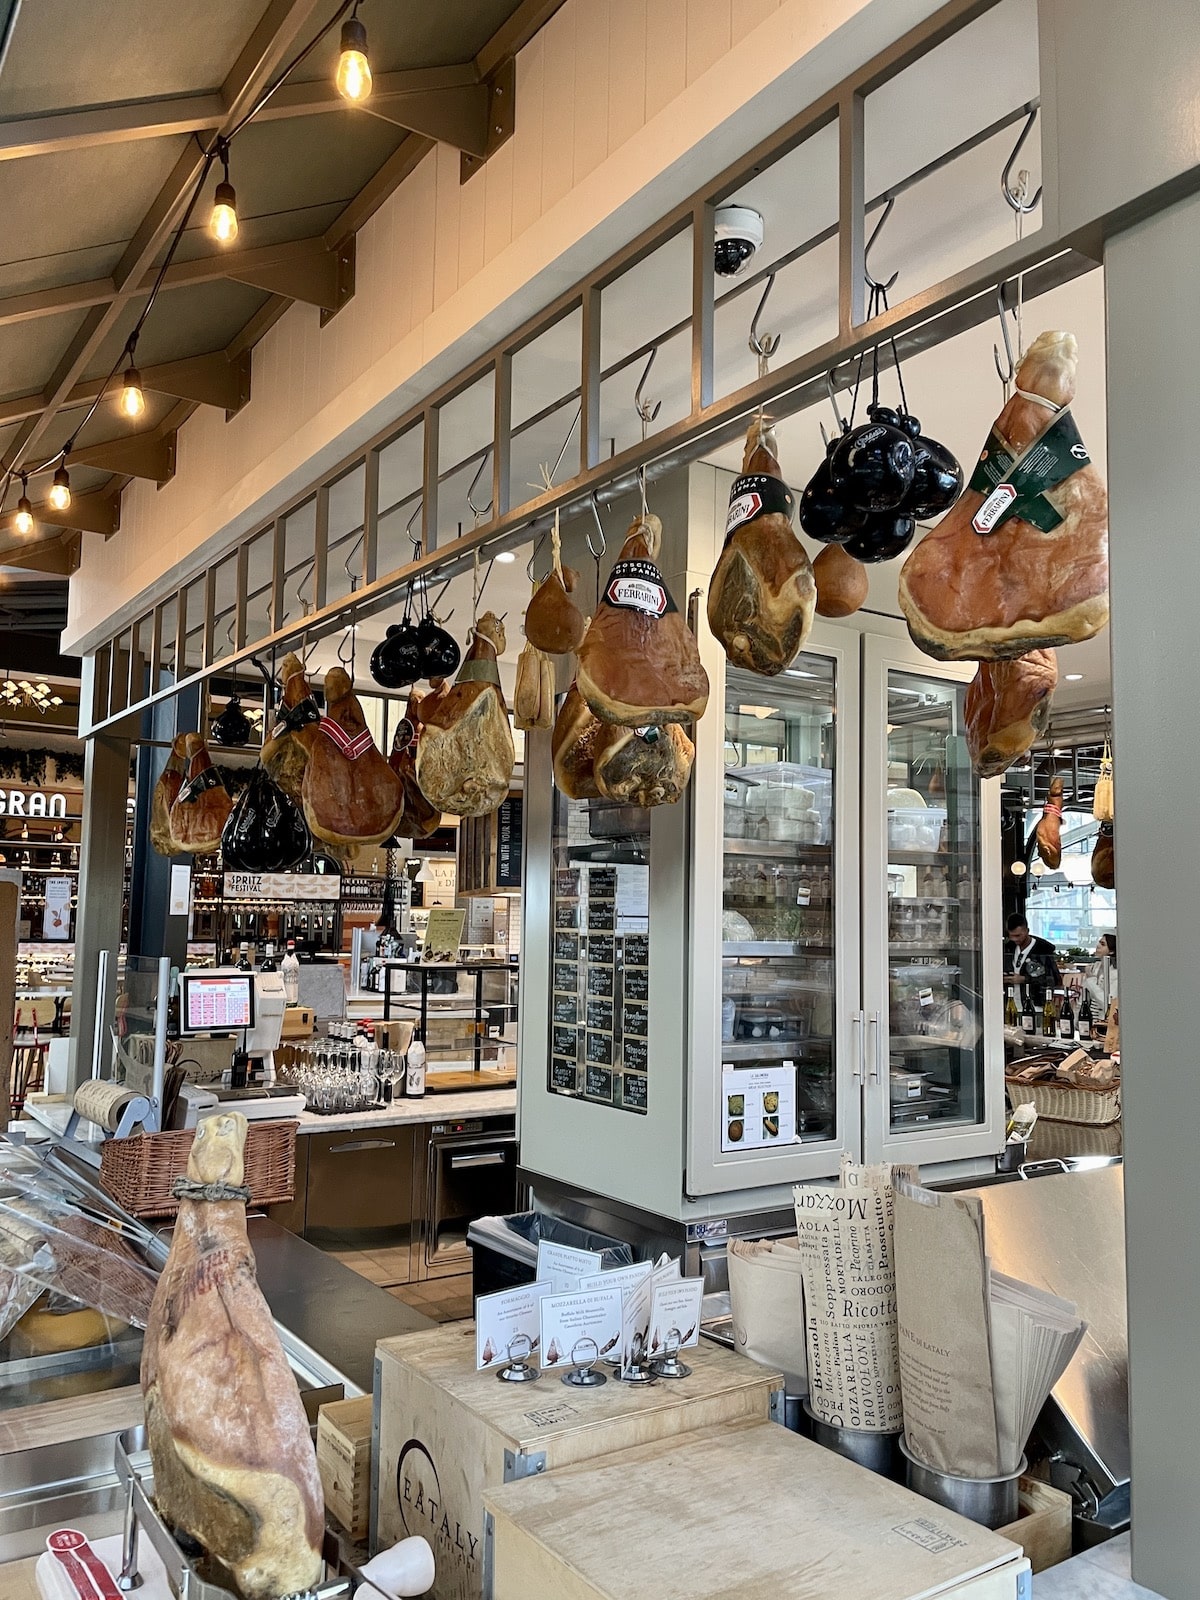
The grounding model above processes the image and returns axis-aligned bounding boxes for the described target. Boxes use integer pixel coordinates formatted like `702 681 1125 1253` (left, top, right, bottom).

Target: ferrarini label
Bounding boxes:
604 558 674 615
725 472 794 537
972 483 1017 534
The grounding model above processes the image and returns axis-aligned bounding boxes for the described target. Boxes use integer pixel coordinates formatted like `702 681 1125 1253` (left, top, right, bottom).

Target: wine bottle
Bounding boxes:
1020 987 1036 1034
1057 990 1074 1041
1078 989 1093 1041
1041 991 1057 1038
1005 991 1019 1028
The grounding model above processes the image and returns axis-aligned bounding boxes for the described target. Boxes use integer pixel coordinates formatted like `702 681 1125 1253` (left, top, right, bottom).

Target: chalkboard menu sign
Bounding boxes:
546 796 651 1115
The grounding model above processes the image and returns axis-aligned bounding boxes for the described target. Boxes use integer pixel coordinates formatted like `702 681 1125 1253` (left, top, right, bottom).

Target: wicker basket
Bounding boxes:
1005 1077 1121 1127
100 1119 298 1219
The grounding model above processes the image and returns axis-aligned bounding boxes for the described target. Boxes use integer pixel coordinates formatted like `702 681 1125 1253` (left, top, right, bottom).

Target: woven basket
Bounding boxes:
100 1119 298 1219
1005 1077 1120 1127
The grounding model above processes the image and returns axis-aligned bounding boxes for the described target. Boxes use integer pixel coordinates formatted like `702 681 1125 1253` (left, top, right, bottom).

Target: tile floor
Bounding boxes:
322 1237 473 1323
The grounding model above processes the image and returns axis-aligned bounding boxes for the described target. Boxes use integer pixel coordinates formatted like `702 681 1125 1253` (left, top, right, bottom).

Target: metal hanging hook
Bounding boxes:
526 530 548 583
825 366 847 434
587 493 607 559
551 403 582 483
993 283 1017 396
1001 105 1043 214
863 195 899 294
466 450 493 523
406 500 423 551
748 272 781 378
634 347 661 432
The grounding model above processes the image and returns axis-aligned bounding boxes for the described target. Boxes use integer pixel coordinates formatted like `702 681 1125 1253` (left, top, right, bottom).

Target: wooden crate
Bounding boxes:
317 1394 373 1541
484 1419 1030 1600
281 1005 315 1039
374 1322 783 1600
996 1475 1073 1574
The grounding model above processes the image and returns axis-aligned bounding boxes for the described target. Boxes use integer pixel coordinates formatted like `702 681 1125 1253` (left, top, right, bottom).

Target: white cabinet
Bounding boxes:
518 468 1003 1228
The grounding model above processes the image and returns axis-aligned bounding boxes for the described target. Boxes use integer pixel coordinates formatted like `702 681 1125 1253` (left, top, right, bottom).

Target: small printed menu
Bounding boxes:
546 820 650 1115
720 1064 798 1153
475 1281 553 1369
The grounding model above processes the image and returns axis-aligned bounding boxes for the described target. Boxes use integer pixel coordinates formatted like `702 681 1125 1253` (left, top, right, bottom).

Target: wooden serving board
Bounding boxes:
424 1070 515 1093
484 1419 1029 1600
0 1386 143 1457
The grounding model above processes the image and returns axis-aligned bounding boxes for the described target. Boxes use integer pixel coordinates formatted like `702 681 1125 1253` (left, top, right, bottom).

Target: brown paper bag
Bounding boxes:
727 1236 806 1389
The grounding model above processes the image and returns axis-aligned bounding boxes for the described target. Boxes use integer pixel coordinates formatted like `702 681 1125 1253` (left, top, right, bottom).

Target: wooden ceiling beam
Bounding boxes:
0 350 250 425
4 0 329 473
68 431 176 485
32 493 119 538
0 530 82 573
0 93 226 162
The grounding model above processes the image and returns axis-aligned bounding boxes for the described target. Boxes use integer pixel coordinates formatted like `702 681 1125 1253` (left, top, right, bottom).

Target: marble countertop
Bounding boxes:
1036 1536 1162 1598
294 1087 515 1132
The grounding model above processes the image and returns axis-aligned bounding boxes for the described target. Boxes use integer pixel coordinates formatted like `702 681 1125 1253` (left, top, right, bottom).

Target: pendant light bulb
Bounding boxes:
48 465 71 512
210 144 238 244
14 477 33 536
120 365 146 419
336 10 372 102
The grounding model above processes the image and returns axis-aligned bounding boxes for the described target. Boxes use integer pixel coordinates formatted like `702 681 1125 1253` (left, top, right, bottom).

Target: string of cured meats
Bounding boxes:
708 413 815 673
142 1113 324 1600
898 331 1109 659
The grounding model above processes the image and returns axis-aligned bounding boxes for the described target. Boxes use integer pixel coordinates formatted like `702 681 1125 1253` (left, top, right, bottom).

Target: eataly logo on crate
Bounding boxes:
396 1439 479 1570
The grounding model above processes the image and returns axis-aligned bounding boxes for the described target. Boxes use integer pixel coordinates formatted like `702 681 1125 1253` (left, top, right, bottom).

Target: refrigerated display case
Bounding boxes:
518 467 1003 1233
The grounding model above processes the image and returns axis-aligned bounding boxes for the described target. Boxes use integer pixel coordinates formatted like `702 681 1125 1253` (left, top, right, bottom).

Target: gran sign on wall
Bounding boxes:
0 790 68 817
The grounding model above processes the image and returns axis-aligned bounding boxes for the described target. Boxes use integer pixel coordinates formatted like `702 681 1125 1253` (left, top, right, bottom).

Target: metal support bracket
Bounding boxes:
461 56 516 183
130 350 252 415
768 1387 786 1425
69 430 176 485
482 1510 495 1600
319 239 358 327
502 1447 547 1481
220 237 355 317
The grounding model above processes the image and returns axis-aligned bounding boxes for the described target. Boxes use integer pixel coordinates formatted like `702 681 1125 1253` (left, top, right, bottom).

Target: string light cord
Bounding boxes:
1 0 358 507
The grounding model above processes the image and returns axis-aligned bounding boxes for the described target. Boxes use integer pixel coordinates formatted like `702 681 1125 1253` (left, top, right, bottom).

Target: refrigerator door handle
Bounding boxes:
867 1011 882 1084
850 1011 864 1086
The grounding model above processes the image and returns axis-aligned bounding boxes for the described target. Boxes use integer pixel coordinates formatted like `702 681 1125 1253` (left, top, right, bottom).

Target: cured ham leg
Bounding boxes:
168 736 232 855
576 514 709 726
151 734 189 855
525 564 586 655
594 721 695 807
707 416 815 674
965 650 1058 779
551 683 604 801
416 613 515 817
261 653 320 802
898 331 1108 659
304 669 404 848
142 1113 324 1600
1036 775 1064 869
389 691 441 840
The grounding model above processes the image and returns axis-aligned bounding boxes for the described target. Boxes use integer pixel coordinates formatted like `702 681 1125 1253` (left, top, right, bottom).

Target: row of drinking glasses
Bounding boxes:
279 1043 406 1113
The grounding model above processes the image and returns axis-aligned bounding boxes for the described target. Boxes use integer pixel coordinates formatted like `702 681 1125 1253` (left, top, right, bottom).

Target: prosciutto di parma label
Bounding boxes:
602 558 676 616
725 473 794 537
968 409 1090 535
47 1529 121 1600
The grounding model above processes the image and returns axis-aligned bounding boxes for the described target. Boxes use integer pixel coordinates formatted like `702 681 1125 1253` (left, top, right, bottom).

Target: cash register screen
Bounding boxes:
181 973 255 1035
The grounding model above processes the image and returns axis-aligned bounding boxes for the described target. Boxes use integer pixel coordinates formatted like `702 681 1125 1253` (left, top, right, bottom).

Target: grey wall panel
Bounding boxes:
1105 187 1200 1600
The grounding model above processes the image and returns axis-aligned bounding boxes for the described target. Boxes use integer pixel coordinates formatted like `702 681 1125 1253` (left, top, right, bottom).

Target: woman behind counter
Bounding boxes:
1085 931 1117 1013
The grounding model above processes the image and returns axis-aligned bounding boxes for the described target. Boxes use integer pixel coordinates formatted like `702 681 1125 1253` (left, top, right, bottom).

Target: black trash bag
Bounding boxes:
221 765 311 872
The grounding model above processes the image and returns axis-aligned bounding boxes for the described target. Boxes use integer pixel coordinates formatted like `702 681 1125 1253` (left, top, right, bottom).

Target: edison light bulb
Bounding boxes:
120 366 146 419
211 180 238 245
13 496 33 536
336 14 372 102
48 466 71 512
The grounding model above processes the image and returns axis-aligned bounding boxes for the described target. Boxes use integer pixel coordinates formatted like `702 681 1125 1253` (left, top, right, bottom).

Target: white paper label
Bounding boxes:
649 1277 704 1358
475 1281 553 1369
539 1284 624 1369
535 1240 603 1293
972 483 1017 533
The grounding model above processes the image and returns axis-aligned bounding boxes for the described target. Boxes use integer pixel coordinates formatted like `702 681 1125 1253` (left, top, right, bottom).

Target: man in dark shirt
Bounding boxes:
1004 913 1062 1007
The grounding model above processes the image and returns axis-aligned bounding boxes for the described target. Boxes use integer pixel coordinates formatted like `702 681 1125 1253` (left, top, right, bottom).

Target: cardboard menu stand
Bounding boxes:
483 1419 1032 1600
374 1322 783 1600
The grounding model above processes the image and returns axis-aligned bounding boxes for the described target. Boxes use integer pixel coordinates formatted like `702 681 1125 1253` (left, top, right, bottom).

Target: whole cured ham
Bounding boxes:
304 669 404 848
707 416 815 673
1092 822 1115 888
576 514 709 726
151 734 188 855
594 721 695 807
899 331 1109 659
142 1113 324 1600
261 653 320 801
551 683 604 801
964 650 1058 779
168 735 232 855
1036 774 1064 869
415 613 515 817
388 692 441 839
813 543 869 619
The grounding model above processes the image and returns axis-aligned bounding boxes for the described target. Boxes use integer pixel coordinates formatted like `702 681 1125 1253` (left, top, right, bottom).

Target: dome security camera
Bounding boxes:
714 205 764 277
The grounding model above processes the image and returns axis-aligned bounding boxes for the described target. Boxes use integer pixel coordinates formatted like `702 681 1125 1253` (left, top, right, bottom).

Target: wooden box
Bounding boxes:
374 1322 783 1600
282 1005 315 1039
996 1475 1073 1574
318 1394 373 1541
484 1419 1032 1600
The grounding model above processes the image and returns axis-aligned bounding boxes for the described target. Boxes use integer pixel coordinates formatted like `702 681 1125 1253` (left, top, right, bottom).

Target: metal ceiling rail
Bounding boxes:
85 0 1077 736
